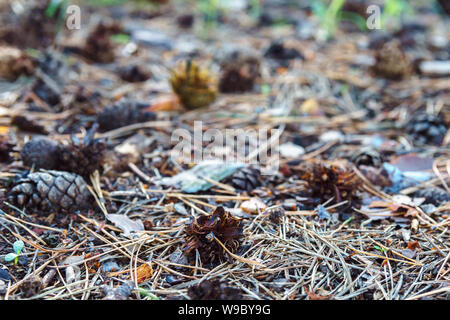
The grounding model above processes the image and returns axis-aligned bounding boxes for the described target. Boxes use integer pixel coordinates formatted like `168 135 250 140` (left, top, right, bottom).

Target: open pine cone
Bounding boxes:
9 170 92 214
287 159 361 207
183 207 242 264
170 60 217 110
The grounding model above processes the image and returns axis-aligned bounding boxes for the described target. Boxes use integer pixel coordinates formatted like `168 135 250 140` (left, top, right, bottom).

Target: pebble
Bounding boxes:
419 61 450 76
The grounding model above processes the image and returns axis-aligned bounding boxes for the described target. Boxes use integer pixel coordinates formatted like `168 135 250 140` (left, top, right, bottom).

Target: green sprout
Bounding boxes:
312 0 347 41
382 0 414 31
4 240 24 266
198 0 219 30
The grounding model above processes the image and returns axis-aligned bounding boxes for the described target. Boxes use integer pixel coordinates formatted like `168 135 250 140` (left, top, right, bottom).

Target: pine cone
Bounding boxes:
117 64 151 83
228 166 262 192
287 159 361 207
32 78 61 106
183 207 243 264
187 280 243 300
371 40 412 80
57 125 106 178
0 46 35 81
21 137 60 169
438 0 450 14
84 22 123 63
170 60 217 110
218 48 261 93
98 99 156 132
264 40 304 61
14 0 59 49
9 170 92 213
414 187 450 206
406 113 447 145
0 135 14 163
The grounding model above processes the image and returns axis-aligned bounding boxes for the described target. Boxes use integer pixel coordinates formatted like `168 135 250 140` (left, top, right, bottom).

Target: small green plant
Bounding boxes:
4 240 24 266
197 0 222 35
382 0 414 30
312 0 347 41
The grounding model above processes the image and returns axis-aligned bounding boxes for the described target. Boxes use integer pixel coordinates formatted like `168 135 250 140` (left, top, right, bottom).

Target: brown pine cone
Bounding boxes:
287 159 361 207
97 99 156 132
371 40 412 80
218 48 261 93
187 280 243 300
228 166 262 192
21 137 60 169
57 124 106 178
9 170 92 213
117 64 152 83
84 22 123 63
183 207 243 264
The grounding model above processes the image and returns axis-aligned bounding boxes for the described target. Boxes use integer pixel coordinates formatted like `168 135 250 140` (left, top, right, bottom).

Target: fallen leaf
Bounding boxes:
107 214 144 237
134 263 153 284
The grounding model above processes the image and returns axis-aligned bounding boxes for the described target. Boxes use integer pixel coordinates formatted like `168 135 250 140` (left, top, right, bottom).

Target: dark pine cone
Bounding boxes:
0 135 14 163
97 99 156 132
287 159 361 207
84 22 123 63
218 49 261 93
118 64 152 83
57 125 106 178
371 40 411 80
406 113 447 145
21 137 60 169
9 170 92 214
438 0 450 14
264 40 304 61
350 147 383 167
187 280 243 300
228 166 262 192
177 14 194 29
183 207 243 264
413 187 450 206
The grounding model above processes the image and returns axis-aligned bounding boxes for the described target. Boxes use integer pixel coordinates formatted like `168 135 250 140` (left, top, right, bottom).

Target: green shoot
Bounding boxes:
312 0 347 41
4 240 24 266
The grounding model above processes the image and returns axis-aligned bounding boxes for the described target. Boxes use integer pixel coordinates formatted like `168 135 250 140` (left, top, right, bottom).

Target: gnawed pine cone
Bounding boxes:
9 170 92 213
97 99 156 132
187 280 243 300
183 206 243 264
84 21 123 63
57 124 106 178
218 47 261 93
